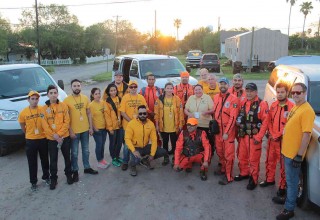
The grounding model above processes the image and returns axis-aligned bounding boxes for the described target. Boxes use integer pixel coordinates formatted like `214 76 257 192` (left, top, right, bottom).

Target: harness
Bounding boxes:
182 129 204 157
238 99 262 137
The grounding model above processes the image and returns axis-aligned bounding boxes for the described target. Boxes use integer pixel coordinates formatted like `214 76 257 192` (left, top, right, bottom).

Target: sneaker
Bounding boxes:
130 166 137 176
162 155 170 166
259 180 275 187
140 157 152 169
246 176 257 190
66 175 74 185
276 209 294 220
272 196 286 205
50 180 57 190
121 163 128 171
97 162 109 169
200 170 207 181
116 158 124 163
72 171 79 182
112 158 121 167
84 168 99 174
101 159 107 165
218 176 232 185
31 184 38 192
234 174 250 181
277 188 287 197
185 168 192 173
42 178 51 185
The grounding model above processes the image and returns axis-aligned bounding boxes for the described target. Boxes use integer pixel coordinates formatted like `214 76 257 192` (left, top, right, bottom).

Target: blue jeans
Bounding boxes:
93 129 107 161
122 130 130 164
71 131 91 171
284 156 301 211
108 128 124 159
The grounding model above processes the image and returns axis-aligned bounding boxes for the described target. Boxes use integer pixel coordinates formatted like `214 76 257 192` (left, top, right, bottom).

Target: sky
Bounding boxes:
1 0 320 39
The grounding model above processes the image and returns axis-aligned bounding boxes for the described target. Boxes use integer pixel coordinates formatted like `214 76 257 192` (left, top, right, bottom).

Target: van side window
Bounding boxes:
113 58 120 71
268 69 278 87
130 60 139 77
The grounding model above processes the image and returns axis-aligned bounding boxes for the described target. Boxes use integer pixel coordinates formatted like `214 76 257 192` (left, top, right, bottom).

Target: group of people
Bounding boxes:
19 68 315 220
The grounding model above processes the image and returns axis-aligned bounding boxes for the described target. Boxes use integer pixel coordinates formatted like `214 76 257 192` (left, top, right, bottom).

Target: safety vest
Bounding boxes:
238 99 262 137
182 129 204 156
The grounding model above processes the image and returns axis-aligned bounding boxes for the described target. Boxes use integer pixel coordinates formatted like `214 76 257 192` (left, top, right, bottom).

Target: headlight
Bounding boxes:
0 109 19 121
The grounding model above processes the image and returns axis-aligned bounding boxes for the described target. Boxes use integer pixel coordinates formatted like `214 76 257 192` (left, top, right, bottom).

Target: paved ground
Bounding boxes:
1 66 319 220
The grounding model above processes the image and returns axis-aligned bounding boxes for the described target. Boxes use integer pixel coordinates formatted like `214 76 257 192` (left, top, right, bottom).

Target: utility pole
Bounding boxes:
35 0 40 65
318 14 320 38
218 17 221 32
154 10 157 54
113 15 121 56
248 27 255 73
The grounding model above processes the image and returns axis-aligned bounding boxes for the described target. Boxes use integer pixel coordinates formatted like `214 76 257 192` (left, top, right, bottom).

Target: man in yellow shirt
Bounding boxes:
204 73 220 100
18 91 49 192
41 85 73 190
63 79 98 182
276 83 315 220
198 68 209 91
119 80 147 170
125 105 168 176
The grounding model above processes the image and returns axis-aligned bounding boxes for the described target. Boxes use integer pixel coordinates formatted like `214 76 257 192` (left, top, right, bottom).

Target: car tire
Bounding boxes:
297 161 310 209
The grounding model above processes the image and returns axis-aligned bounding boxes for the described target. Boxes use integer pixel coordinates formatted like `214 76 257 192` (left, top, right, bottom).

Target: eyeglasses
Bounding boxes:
129 86 137 89
138 112 147 116
291 91 303 95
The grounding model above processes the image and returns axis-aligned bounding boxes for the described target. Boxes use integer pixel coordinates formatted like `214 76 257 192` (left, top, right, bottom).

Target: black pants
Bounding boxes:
160 132 178 154
48 137 72 180
129 144 168 167
25 138 49 184
198 127 215 154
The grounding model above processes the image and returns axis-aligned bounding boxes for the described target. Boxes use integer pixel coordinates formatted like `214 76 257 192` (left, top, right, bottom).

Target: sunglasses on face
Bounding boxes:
291 91 303 95
138 112 147 116
129 86 137 89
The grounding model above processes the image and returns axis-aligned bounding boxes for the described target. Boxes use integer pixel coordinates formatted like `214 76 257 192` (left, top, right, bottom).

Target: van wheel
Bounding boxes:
0 146 8 156
297 161 310 209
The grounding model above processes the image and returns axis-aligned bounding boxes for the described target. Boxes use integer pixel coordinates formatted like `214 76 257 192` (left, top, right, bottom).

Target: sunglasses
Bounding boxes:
138 112 147 116
291 91 303 95
129 86 137 89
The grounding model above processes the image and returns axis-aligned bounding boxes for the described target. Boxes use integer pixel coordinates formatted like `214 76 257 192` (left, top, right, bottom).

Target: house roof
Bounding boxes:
220 30 246 43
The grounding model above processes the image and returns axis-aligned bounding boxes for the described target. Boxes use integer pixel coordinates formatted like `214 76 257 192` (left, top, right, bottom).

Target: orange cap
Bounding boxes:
186 118 198 125
180 71 190 77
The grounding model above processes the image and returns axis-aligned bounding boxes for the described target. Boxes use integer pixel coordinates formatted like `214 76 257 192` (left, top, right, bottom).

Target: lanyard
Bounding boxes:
28 107 38 128
72 94 83 116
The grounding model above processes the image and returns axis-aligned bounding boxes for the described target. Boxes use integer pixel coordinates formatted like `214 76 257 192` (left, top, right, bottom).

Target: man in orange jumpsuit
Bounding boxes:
260 83 294 197
212 77 239 185
174 71 194 108
173 118 211 181
235 83 269 190
228 73 246 103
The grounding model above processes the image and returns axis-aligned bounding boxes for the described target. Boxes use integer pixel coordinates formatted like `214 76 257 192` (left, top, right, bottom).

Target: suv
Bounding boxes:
112 54 198 89
264 60 320 209
185 50 202 71
200 53 220 73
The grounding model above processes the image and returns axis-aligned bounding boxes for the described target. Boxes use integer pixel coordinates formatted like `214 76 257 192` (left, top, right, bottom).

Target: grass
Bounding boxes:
91 71 112 82
44 66 55 74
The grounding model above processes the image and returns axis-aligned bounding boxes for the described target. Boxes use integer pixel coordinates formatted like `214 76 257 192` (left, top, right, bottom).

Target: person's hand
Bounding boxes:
202 161 209 168
70 132 77 139
292 155 303 168
109 130 114 135
89 128 94 136
149 112 155 118
57 137 64 144
202 111 211 116
133 150 141 159
93 126 99 132
187 112 193 118
53 133 60 141
148 155 154 161
222 133 228 141
173 164 180 171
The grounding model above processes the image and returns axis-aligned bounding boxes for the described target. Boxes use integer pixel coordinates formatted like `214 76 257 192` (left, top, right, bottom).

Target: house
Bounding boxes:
220 30 245 57
224 28 288 68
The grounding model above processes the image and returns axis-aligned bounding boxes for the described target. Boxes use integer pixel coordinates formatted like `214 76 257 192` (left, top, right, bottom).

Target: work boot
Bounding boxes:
259 180 275 187
276 209 294 220
246 176 257 190
121 163 128 171
185 168 192 173
277 188 287 197
200 170 207 181
50 179 57 190
218 176 232 185
213 168 225 176
130 166 137 176
234 174 250 181
162 155 169 166
66 175 74 185
140 157 153 169
272 196 286 205
84 168 98 174
72 171 79 182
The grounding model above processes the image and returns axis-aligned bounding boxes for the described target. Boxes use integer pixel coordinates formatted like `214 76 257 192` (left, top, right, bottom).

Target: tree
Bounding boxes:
0 15 11 58
173 19 182 41
300 1 313 48
180 27 212 52
286 0 297 36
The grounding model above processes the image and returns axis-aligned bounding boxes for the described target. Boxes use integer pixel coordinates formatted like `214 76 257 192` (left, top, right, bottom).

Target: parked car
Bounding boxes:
0 64 67 156
185 50 202 71
200 53 220 73
112 54 198 89
264 61 320 209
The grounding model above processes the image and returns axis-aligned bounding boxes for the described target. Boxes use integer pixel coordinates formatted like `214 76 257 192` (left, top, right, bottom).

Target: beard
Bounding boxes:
278 97 286 102
139 116 147 122
73 89 81 95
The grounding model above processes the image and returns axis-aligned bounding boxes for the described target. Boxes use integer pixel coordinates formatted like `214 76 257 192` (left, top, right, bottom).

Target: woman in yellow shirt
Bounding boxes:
89 88 109 169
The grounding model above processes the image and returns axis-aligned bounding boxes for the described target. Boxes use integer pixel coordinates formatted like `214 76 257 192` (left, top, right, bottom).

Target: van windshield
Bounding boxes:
0 67 55 99
308 81 320 114
140 59 185 79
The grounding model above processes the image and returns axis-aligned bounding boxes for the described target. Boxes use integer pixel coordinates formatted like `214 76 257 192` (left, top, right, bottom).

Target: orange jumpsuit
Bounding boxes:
265 99 294 189
174 83 194 108
213 93 239 181
175 129 211 171
228 87 246 103
237 96 269 184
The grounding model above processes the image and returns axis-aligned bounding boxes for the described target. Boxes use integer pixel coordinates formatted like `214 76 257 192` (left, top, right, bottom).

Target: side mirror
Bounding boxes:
58 80 64 90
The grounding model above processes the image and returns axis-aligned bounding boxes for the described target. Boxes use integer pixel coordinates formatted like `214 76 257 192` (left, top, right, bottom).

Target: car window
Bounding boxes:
113 58 121 71
308 81 320 114
130 60 139 77
187 51 202 57
140 59 185 79
0 67 54 99
203 55 218 60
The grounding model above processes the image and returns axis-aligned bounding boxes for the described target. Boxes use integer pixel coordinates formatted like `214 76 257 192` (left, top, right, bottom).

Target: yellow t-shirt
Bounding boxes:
117 83 126 98
63 94 90 133
119 93 147 129
282 102 315 159
18 106 45 139
204 83 220 100
185 94 213 128
198 80 209 91
163 97 176 133
89 100 106 130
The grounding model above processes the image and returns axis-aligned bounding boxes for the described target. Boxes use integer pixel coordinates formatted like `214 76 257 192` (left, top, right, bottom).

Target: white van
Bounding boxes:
0 64 67 156
111 54 198 89
264 61 320 209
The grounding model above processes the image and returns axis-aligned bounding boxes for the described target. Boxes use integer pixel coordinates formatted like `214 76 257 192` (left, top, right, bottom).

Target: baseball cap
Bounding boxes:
28 91 40 97
180 71 190 77
128 80 138 86
233 73 243 80
218 77 229 85
245 83 258 91
186 118 198 126
114 70 123 76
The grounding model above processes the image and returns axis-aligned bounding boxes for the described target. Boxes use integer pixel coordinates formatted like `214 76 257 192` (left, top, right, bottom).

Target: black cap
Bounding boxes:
245 83 258 91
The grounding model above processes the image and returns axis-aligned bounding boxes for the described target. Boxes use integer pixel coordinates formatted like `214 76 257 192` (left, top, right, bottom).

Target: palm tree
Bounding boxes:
173 19 182 41
286 0 297 36
300 1 313 48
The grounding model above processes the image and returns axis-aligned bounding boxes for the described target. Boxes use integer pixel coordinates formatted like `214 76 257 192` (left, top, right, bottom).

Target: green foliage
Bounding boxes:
91 71 112 82
44 66 55 74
